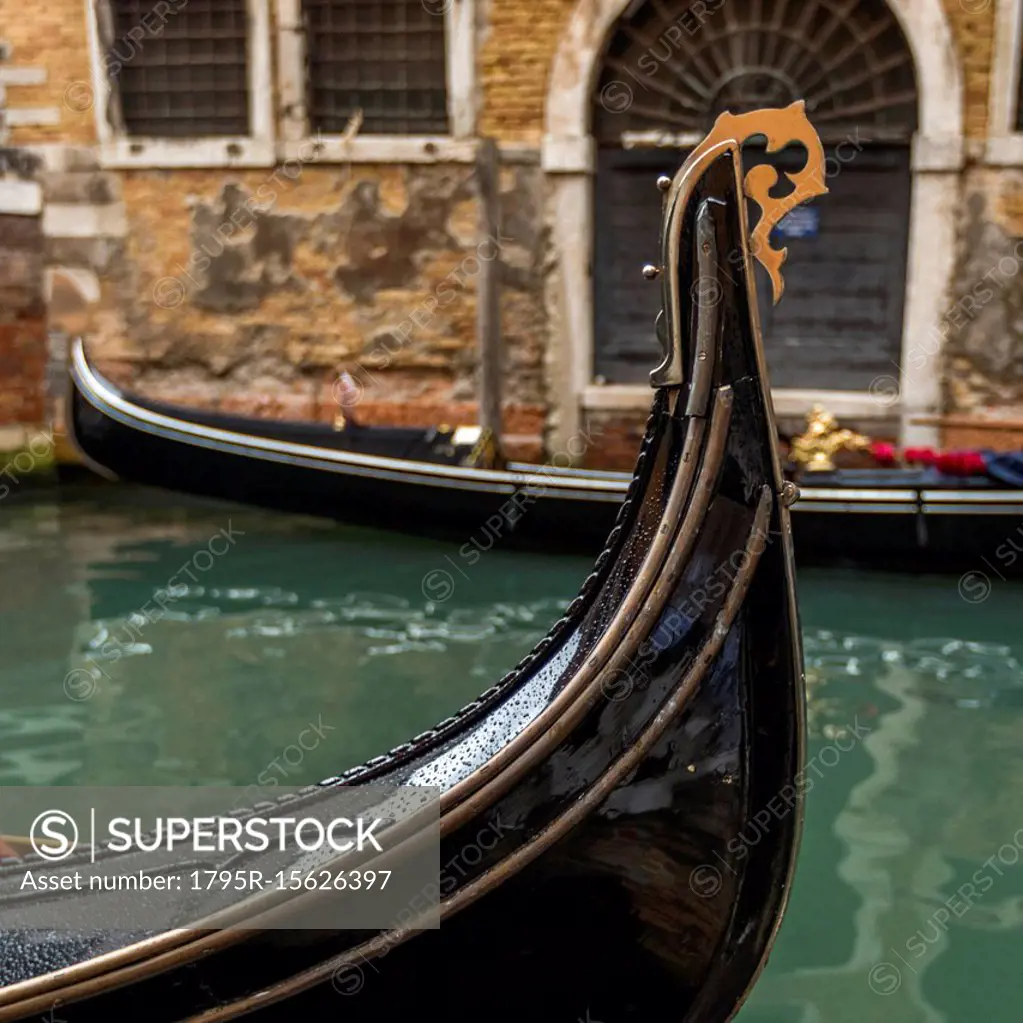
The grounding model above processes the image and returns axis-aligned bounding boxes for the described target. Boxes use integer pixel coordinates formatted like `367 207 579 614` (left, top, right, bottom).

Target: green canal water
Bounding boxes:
2 483 1023 1019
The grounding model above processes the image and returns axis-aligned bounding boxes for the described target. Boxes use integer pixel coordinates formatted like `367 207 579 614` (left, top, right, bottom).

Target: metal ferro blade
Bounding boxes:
684 199 721 417
649 190 721 396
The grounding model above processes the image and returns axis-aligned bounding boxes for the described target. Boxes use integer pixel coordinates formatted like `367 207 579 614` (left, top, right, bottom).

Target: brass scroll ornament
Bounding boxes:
686 100 828 304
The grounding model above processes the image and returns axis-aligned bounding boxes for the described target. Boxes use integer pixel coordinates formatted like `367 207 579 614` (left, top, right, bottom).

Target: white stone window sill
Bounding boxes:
985 135 1023 167
582 385 899 419
95 136 480 169
279 136 478 164
98 137 275 170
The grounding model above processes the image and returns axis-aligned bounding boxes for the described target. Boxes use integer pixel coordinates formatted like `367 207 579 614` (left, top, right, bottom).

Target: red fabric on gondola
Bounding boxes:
869 441 1021 483
934 450 987 476
870 441 897 466
903 447 937 466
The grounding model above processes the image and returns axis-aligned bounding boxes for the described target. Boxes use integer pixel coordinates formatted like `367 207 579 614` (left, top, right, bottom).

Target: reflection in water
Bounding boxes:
743 604 1023 1022
2 488 1023 1017
0 487 579 789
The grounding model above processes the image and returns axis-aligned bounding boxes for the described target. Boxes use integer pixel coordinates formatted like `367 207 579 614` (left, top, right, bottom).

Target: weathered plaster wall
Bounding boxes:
941 169 1023 419
932 0 1023 420
80 161 548 452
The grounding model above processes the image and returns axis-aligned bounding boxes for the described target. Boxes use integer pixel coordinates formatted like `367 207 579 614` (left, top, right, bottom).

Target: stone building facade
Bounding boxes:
0 0 1021 468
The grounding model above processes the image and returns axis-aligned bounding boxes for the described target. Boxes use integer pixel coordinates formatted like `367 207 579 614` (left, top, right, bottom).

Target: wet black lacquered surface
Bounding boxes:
1 150 803 1022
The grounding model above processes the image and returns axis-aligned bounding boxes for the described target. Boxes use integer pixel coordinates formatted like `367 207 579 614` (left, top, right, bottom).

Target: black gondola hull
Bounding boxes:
2 121 805 1023
793 471 1023 576
67 358 625 554
67 351 1023 573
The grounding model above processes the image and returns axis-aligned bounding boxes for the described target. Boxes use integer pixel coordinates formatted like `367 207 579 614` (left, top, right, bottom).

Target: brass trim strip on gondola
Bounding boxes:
922 490 1023 503
173 488 776 1023
922 502 1023 515
684 200 720 418
798 502 919 514
797 487 919 501
505 461 630 481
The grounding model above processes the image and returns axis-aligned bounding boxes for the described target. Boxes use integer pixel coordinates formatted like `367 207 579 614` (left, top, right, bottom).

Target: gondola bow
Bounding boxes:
4 107 812 1022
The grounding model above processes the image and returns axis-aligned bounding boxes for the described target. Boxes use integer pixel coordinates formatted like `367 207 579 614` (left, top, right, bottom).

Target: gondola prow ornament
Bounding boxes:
651 99 828 389
687 99 828 305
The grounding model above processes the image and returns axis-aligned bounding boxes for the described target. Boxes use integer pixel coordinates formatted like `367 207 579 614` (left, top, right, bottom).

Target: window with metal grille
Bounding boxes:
107 0 250 138
303 0 448 135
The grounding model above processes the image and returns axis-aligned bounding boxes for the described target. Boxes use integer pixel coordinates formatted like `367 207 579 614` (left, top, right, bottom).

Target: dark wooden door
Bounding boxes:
593 146 912 390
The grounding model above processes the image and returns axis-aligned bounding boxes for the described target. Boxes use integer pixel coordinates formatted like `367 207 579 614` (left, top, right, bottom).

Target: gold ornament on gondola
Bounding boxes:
464 426 499 469
684 100 829 304
651 101 827 389
790 405 871 472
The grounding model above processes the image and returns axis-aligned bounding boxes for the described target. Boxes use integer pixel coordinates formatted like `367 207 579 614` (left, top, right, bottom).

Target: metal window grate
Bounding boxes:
304 0 448 135
593 0 919 144
108 0 250 138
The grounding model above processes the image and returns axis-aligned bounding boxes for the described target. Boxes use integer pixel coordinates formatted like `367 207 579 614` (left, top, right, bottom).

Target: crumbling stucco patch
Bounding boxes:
331 169 474 302
86 161 550 421
945 183 1023 412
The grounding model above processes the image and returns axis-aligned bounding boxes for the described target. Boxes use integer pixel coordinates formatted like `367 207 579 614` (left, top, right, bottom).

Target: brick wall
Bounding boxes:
479 0 575 142
941 0 996 139
0 0 95 146
578 410 649 471
0 211 46 425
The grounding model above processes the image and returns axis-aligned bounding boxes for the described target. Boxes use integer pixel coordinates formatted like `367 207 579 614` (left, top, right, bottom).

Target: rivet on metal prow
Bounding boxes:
656 175 672 192
642 264 661 280
781 481 800 506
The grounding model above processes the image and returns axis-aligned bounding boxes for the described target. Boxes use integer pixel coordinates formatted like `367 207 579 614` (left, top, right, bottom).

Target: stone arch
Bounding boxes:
545 0 962 145
542 0 965 449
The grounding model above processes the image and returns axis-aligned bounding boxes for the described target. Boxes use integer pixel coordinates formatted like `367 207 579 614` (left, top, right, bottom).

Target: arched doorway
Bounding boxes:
590 0 920 389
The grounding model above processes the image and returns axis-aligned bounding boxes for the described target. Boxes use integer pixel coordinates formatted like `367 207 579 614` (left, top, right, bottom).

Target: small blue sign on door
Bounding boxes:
774 206 820 239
